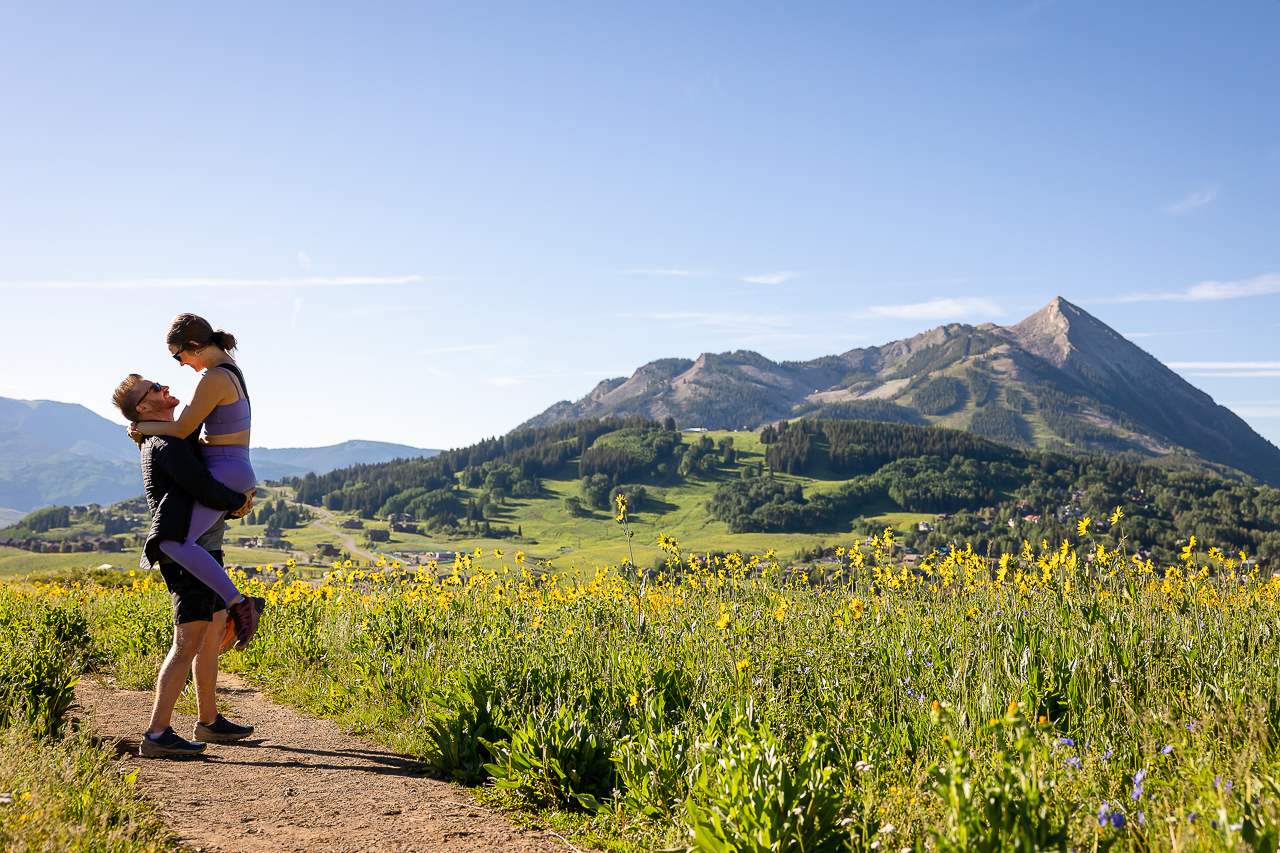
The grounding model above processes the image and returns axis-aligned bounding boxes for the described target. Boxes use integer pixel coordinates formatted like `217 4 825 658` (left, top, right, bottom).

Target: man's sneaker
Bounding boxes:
140 727 206 758
227 595 266 650
194 713 255 742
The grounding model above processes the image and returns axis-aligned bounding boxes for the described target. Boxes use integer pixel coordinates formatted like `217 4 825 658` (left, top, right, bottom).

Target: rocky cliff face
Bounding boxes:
516 298 1280 486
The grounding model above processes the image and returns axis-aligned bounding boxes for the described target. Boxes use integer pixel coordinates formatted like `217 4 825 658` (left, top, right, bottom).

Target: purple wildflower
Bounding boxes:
1161 744 1174 755
1131 768 1147 801
1064 757 1082 770
1056 737 1075 747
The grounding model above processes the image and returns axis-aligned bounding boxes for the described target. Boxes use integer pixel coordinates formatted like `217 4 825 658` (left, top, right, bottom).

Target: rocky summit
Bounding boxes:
517 297 1280 486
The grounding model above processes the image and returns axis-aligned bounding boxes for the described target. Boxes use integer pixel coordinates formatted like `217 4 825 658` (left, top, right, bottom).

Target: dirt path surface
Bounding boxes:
75 673 580 853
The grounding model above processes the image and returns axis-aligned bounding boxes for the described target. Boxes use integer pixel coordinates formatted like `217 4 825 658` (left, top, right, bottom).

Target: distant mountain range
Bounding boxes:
250 441 440 481
518 297 1280 487
0 397 438 519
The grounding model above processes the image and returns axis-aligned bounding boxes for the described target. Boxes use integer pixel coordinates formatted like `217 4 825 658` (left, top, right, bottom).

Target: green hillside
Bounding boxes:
290 418 1280 569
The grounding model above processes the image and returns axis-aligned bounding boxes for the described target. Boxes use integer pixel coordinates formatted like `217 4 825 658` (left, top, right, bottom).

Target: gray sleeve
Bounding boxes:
196 515 227 553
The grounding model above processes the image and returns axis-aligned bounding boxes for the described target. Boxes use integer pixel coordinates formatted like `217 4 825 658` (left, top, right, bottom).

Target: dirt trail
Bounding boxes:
75 674 580 853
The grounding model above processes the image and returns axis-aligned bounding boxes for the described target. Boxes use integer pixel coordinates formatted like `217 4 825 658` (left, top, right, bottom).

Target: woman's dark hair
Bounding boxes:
166 313 238 353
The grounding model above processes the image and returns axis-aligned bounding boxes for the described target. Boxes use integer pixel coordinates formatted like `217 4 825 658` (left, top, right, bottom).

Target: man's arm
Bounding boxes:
151 438 250 512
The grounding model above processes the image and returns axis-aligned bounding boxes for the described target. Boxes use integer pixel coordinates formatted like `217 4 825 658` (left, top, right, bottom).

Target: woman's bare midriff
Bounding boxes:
202 429 250 446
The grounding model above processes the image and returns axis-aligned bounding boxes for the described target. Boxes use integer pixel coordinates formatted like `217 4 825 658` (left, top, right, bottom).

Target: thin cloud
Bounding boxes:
290 298 302 328
620 268 717 277
1099 273 1280 304
1226 401 1280 418
1179 371 1280 378
620 268 805 285
1165 182 1221 214
1122 329 1220 339
484 377 521 387
1167 361 1280 378
619 310 793 330
742 271 800 285
0 275 434 289
412 343 502 356
297 251 312 270
857 297 1004 322
1166 362 1280 370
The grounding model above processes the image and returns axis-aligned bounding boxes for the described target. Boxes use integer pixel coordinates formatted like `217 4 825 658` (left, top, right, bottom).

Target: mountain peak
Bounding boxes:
512 298 1280 485
1000 296 1130 372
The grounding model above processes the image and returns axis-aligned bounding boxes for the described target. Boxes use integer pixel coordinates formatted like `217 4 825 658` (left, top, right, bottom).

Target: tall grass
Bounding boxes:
10 518 1280 851
0 584 179 853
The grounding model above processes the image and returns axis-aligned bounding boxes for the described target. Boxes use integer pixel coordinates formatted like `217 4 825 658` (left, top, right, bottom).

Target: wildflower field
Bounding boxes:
4 508 1280 852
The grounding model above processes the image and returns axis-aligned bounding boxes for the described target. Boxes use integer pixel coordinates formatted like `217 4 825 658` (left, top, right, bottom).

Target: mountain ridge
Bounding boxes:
0 397 440 512
517 297 1280 486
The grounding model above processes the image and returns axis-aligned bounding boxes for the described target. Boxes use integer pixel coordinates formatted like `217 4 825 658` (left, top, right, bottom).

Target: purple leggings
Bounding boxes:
158 446 255 603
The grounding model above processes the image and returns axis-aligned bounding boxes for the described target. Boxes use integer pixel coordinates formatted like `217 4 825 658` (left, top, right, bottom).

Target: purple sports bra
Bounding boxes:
203 365 251 436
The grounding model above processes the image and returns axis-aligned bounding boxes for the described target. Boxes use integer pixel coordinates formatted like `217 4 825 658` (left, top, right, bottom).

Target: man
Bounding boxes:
112 374 260 758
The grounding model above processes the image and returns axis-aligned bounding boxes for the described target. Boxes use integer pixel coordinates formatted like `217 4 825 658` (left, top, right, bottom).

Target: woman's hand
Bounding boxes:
228 488 257 519
126 422 144 444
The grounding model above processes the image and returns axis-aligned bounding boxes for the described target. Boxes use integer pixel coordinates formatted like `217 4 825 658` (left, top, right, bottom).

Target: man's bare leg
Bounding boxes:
146 620 209 735
192 609 227 726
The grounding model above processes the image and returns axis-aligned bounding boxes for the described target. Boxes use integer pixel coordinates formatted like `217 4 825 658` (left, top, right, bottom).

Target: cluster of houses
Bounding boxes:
0 535 123 553
235 526 293 550
917 513 992 533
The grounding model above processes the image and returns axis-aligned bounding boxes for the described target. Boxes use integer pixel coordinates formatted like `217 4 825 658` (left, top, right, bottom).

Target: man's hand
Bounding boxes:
126 422 144 444
228 488 257 520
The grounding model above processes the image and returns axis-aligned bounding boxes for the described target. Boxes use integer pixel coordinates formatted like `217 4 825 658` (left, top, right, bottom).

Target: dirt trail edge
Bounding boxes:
76 673 583 853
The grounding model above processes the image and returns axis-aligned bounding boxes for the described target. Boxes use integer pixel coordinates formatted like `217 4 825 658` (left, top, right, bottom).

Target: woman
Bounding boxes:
129 313 260 647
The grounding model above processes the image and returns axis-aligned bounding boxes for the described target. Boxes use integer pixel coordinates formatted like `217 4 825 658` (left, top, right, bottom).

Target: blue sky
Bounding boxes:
1 1 1277 450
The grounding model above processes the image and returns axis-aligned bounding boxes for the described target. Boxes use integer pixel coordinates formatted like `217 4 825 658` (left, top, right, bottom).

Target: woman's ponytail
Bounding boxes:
209 329 238 352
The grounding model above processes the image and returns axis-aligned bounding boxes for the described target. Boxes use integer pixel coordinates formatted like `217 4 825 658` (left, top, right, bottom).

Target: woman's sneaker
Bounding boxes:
227 595 265 650
194 713 255 742
219 596 265 652
140 727 206 757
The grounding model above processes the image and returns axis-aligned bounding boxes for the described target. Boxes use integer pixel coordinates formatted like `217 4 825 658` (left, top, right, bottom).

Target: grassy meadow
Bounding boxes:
5 509 1280 852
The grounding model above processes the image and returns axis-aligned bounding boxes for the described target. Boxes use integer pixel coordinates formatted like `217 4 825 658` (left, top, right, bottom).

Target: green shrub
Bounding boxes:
420 671 507 783
484 701 617 810
683 705 849 853
926 702 1068 853
0 595 89 738
612 694 705 822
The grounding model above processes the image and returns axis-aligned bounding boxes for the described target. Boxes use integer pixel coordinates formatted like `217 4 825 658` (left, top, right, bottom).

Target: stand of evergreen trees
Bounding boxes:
709 419 1280 564
289 417 661 518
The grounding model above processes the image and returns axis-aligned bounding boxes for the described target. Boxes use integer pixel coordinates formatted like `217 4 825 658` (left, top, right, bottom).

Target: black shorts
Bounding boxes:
157 550 227 624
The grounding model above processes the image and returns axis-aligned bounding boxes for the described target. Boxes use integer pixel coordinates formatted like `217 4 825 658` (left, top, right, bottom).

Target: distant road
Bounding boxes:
276 487 378 563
